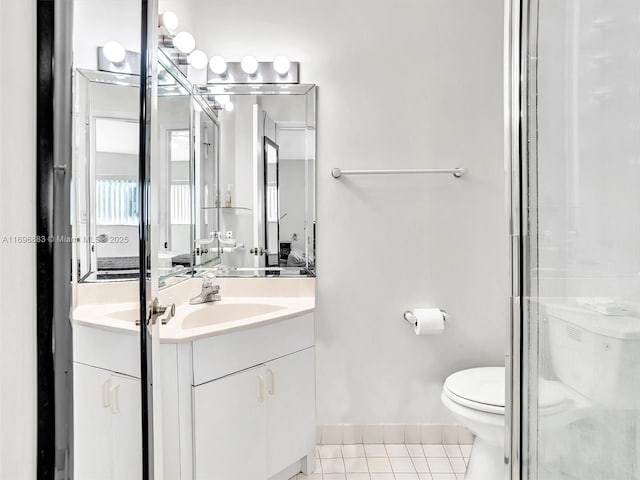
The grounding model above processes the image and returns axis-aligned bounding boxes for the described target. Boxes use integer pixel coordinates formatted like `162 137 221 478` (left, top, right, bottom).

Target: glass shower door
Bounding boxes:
520 1 640 478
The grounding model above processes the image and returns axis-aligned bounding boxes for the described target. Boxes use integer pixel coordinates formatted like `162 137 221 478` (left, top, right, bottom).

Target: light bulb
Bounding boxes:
240 56 259 75
103 41 126 64
173 31 196 54
225 102 234 112
187 50 208 70
209 56 227 75
159 11 178 31
214 95 231 105
273 56 291 76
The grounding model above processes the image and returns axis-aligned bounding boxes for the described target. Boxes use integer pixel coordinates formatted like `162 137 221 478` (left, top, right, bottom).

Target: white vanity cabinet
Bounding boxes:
73 362 141 480
163 312 316 480
72 298 316 480
193 347 315 480
265 347 316 477
193 364 268 479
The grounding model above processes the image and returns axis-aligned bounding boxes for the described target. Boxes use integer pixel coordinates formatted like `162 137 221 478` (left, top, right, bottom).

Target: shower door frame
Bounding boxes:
507 0 539 479
35 0 159 478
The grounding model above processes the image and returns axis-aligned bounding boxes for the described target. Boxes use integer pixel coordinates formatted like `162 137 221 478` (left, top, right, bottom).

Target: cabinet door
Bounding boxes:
110 372 142 480
266 347 316 477
194 365 267 480
73 363 114 480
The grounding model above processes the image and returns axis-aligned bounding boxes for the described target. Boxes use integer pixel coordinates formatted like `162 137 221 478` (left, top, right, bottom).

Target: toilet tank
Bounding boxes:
545 303 640 409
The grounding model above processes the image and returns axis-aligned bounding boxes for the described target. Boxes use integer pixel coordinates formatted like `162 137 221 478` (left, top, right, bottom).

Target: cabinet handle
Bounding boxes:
267 369 275 395
110 384 120 414
257 375 265 403
102 379 112 408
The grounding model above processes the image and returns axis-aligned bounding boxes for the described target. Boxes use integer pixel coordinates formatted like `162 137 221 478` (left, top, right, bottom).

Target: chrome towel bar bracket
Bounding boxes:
331 167 465 178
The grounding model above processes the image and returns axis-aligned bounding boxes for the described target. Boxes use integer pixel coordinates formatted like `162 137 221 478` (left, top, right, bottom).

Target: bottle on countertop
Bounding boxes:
225 184 233 208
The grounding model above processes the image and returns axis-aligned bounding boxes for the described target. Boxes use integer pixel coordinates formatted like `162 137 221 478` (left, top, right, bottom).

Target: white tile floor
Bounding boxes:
290 443 471 480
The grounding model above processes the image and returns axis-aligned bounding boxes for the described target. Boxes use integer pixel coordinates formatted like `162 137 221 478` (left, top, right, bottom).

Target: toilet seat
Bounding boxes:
443 367 505 415
443 367 575 416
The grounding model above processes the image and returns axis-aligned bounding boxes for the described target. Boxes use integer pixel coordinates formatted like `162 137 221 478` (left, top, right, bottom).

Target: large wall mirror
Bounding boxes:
73 58 221 288
195 84 317 277
74 70 141 282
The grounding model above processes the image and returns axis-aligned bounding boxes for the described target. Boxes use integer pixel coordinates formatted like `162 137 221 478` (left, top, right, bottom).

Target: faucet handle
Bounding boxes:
202 271 216 286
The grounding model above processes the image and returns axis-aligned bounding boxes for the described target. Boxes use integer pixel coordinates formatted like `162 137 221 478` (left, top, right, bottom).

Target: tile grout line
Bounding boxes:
308 443 468 480
408 450 431 478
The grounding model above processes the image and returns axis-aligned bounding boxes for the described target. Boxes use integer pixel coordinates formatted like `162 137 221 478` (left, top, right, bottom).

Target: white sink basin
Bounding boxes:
108 307 139 322
182 303 285 329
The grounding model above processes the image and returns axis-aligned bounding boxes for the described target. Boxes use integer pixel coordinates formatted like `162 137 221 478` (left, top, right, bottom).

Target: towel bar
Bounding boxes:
331 167 465 178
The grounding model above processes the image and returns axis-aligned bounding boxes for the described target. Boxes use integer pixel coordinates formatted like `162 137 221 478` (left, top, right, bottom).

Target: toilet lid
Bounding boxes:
444 367 505 408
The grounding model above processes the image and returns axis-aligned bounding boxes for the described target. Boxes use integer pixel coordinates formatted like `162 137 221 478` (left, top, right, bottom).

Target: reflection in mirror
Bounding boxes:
200 85 316 277
93 117 140 274
74 70 141 282
264 138 280 268
194 98 221 269
157 72 193 282
73 64 221 286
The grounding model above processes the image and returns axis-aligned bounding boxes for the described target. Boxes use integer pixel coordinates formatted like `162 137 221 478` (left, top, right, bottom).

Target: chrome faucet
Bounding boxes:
189 273 221 305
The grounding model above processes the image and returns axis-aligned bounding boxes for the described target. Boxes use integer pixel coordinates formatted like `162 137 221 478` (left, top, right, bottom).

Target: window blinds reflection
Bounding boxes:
170 184 191 225
96 179 139 225
95 180 190 226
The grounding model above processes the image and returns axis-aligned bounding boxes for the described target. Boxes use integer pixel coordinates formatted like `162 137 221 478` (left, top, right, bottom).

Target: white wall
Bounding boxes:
0 1 37 478
74 0 141 70
160 0 509 424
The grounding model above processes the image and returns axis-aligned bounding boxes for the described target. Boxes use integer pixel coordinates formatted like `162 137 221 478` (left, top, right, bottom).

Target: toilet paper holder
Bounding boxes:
403 309 448 325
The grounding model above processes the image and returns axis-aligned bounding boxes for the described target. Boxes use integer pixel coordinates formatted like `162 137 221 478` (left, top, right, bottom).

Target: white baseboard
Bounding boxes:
317 424 474 445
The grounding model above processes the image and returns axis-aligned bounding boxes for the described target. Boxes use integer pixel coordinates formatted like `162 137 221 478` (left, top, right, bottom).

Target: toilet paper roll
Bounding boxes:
410 308 446 335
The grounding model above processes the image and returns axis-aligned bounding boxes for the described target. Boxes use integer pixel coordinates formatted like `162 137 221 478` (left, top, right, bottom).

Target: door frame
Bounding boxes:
263 136 280 268
36 0 74 478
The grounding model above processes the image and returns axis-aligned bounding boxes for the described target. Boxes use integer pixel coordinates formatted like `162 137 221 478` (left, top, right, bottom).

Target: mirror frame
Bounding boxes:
263 136 280 268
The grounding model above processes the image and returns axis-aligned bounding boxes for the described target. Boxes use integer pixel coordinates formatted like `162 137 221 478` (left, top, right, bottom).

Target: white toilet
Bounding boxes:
441 367 584 480
441 301 640 479
441 367 508 480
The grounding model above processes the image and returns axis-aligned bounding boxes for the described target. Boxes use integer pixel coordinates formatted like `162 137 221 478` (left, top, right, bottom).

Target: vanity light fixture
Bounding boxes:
173 31 196 54
240 55 259 75
209 56 228 76
224 102 234 112
103 41 126 65
187 50 208 70
273 56 291 76
158 11 179 31
206 57 299 84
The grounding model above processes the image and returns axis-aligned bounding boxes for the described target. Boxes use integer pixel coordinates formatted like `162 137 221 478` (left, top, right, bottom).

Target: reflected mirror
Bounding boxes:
157 69 193 280
74 70 141 282
73 62 221 287
193 95 221 268
197 84 316 277
264 137 279 267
